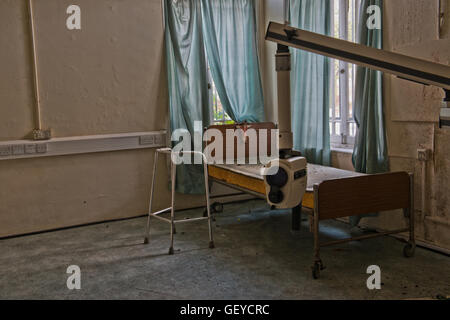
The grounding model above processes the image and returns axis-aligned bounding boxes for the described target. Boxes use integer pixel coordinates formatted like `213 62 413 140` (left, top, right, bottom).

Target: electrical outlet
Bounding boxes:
417 149 431 161
36 143 48 154
140 135 155 146
0 145 12 157
154 134 164 145
25 144 37 154
12 144 25 155
32 129 52 141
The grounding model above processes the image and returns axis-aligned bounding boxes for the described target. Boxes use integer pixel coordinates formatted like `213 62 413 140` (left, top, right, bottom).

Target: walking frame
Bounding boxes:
143 148 214 255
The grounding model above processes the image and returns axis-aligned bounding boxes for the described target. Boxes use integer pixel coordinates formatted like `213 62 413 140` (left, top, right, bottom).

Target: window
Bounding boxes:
330 0 360 147
210 80 234 125
208 66 234 125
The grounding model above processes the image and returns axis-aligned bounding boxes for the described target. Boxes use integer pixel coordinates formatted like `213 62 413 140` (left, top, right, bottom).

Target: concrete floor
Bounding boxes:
0 200 449 300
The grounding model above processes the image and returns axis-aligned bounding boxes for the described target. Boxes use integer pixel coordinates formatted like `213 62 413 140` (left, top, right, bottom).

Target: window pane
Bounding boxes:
334 60 340 119
349 122 357 137
334 0 340 38
348 63 353 119
209 66 233 125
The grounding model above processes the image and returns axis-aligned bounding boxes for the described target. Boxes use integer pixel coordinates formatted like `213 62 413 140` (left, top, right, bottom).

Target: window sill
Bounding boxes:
331 146 354 154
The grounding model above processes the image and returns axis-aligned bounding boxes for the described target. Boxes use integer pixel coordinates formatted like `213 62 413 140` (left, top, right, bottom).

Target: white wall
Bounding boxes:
0 0 229 237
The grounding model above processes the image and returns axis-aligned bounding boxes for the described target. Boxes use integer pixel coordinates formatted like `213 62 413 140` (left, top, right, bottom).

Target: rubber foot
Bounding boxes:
168 247 174 255
209 241 215 249
143 238 149 245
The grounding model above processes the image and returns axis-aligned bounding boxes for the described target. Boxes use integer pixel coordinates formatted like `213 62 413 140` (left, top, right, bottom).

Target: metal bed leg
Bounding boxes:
169 161 177 255
312 185 324 279
204 162 215 249
404 174 416 258
144 150 159 244
292 202 302 232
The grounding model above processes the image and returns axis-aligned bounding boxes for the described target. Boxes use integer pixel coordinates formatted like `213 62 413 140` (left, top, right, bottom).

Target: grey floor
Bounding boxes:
0 200 449 300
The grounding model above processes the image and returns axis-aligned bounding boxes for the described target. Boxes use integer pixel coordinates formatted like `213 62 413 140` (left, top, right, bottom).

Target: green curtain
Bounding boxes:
165 0 210 194
289 0 332 166
200 0 265 123
350 0 387 226
352 0 388 174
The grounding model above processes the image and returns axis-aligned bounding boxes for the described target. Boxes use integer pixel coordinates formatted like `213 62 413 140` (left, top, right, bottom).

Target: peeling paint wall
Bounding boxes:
0 0 213 237
363 0 450 250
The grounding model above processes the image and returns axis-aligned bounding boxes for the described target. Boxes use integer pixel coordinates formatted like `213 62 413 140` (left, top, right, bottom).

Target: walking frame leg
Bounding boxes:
204 162 215 249
144 151 159 244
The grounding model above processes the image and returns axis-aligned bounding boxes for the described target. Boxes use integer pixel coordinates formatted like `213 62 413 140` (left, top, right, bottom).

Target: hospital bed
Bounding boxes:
208 163 415 279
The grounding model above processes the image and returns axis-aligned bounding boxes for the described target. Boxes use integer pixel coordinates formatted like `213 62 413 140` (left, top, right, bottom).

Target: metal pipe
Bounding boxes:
275 45 293 151
421 159 427 219
27 0 42 130
283 0 289 25
151 215 171 224
409 174 415 245
174 217 209 224
144 151 160 244
320 228 410 247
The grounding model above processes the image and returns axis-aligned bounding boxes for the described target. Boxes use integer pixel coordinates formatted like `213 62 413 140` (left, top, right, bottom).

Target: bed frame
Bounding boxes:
309 171 415 279
208 164 415 279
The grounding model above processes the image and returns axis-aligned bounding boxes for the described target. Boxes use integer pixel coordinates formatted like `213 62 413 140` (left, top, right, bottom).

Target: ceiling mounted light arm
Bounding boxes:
266 22 450 90
266 21 450 128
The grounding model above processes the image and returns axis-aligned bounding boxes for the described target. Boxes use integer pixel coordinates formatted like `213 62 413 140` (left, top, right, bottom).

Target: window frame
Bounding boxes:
330 0 360 148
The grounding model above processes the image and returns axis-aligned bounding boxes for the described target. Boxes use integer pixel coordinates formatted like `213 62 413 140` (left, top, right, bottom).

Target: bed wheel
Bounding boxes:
312 261 324 279
203 202 223 217
403 243 416 258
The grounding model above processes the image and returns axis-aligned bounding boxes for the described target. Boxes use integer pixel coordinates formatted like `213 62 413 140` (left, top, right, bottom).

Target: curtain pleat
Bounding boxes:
289 0 332 166
165 0 210 194
352 0 388 174
201 0 265 123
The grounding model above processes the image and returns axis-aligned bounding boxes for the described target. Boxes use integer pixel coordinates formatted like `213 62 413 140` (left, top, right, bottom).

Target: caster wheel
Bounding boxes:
168 247 174 255
204 202 224 217
311 261 324 279
143 238 149 245
403 243 415 258
212 202 224 213
312 263 321 279
209 241 215 249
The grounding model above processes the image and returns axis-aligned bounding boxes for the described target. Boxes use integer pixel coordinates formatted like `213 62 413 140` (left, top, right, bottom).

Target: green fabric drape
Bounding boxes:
289 0 332 166
200 0 265 123
350 0 387 227
352 0 388 174
165 0 210 194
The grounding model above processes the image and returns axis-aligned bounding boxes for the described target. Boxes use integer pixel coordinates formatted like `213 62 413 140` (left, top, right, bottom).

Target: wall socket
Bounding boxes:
36 143 48 153
417 149 432 161
0 143 48 158
0 145 12 157
140 134 165 146
12 145 25 155
140 135 155 146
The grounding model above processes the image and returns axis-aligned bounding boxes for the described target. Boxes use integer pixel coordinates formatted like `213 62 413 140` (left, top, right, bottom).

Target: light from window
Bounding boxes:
210 80 234 125
330 0 360 147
